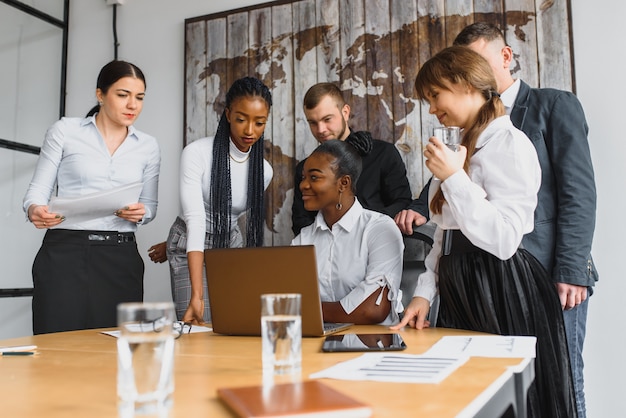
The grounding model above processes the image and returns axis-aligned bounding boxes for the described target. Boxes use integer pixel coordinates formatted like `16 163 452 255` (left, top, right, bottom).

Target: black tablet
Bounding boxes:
321 333 407 352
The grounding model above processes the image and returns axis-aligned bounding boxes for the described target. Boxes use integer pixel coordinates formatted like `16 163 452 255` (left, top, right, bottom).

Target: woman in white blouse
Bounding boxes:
392 46 576 417
24 60 160 334
292 139 404 325
167 77 273 324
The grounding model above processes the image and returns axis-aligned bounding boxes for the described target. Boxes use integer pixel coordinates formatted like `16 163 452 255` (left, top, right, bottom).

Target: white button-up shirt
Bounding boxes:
292 199 404 324
414 116 541 303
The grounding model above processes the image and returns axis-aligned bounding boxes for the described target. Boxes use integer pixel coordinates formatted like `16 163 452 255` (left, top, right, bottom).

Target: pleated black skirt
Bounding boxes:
437 233 577 418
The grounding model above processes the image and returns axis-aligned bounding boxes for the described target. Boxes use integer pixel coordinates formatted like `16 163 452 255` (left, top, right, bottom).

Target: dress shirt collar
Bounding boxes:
83 114 141 140
500 79 521 114
312 197 363 232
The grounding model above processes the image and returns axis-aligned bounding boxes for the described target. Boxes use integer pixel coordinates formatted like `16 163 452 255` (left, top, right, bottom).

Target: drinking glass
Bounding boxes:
261 293 302 375
117 302 176 418
434 126 462 151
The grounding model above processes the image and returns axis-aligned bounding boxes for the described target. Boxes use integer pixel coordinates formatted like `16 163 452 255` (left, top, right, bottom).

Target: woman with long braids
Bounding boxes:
166 77 273 324
392 46 577 417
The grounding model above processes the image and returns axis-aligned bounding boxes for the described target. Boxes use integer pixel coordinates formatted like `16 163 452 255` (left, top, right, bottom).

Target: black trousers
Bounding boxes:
32 229 144 335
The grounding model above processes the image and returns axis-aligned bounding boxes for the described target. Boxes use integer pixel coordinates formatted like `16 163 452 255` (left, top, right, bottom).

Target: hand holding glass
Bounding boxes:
117 302 176 418
434 126 461 151
261 293 302 375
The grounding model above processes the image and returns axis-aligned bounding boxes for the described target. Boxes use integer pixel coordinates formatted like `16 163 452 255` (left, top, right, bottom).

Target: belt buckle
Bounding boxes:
88 234 106 241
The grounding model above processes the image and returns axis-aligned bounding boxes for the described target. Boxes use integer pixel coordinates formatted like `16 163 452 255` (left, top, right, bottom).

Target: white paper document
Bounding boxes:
424 335 537 358
48 182 143 227
310 353 468 384
101 325 213 338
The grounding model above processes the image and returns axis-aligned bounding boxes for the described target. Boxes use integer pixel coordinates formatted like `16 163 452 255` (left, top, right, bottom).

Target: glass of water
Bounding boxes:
261 293 302 375
117 302 176 418
434 126 462 151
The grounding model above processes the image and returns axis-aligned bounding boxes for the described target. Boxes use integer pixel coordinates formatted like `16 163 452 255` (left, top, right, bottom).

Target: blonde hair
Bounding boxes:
414 46 505 214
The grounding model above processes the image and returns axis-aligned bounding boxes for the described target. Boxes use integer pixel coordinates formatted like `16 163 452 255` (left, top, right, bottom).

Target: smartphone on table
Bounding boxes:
321 333 407 352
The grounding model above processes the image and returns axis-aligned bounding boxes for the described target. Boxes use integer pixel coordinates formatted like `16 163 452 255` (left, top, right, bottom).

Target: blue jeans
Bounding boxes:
562 296 589 418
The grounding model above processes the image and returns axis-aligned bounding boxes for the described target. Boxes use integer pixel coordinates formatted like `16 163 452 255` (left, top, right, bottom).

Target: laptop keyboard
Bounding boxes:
323 322 350 333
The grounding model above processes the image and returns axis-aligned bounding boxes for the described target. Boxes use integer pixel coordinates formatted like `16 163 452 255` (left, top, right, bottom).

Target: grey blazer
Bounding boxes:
511 80 598 287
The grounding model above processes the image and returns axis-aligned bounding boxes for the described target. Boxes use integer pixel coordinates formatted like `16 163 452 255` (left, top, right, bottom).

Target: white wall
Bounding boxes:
6 0 624 415
571 1 626 415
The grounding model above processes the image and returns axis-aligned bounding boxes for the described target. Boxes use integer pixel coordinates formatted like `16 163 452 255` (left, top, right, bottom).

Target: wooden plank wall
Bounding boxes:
184 0 574 246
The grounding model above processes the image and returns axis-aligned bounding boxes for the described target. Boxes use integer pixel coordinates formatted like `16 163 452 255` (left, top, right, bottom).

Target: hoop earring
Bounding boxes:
335 191 343 211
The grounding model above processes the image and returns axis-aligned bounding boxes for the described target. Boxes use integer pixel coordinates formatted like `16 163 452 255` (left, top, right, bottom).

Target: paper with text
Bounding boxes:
424 335 536 358
310 353 468 384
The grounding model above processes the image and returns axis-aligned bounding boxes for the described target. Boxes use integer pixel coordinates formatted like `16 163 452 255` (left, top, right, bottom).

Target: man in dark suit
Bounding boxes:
291 82 412 236
455 24 597 418
397 22 597 417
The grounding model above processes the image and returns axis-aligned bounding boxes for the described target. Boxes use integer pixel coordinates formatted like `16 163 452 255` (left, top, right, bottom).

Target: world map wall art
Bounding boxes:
184 0 575 245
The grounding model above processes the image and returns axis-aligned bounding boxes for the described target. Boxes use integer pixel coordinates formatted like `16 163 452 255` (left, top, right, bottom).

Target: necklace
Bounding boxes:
229 152 250 163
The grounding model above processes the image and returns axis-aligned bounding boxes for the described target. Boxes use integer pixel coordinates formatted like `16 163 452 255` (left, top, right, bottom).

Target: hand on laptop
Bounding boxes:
183 296 206 325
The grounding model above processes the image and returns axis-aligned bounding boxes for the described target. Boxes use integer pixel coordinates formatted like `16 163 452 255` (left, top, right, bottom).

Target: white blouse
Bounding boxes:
414 116 541 303
23 116 160 231
292 199 404 325
179 136 273 252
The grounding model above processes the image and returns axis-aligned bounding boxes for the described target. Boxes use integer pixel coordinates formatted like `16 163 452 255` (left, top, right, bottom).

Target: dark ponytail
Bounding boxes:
86 60 146 117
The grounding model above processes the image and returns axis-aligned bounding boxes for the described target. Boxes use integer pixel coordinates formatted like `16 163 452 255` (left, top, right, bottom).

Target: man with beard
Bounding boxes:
291 82 412 236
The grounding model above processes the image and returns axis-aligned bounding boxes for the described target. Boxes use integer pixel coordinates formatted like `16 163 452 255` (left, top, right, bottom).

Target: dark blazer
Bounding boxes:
512 80 598 287
291 135 412 235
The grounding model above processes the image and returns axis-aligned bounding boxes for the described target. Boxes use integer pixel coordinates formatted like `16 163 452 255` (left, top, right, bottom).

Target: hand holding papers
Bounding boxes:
48 182 143 227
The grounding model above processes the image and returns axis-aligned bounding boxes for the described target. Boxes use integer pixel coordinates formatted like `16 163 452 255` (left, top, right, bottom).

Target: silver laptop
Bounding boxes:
205 245 351 337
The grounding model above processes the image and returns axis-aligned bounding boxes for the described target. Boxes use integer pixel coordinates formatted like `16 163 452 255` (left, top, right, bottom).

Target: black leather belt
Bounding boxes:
442 230 479 256
442 229 524 256
87 233 135 243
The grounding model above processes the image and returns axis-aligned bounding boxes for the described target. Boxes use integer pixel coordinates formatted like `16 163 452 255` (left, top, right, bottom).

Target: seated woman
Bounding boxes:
291 139 404 325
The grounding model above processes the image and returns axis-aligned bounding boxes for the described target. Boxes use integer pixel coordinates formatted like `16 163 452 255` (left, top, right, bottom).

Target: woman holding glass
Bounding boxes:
392 46 576 417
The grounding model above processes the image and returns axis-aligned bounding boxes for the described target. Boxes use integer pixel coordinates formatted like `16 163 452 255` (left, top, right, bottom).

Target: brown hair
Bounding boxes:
303 82 345 110
414 46 505 214
453 22 507 47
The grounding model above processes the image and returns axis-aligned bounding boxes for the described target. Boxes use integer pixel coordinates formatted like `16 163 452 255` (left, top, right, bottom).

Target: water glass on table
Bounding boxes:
261 293 302 375
117 302 176 418
434 126 462 151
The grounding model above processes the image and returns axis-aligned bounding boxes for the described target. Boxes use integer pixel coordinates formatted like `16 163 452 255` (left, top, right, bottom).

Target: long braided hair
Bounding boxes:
210 77 272 248
414 46 505 215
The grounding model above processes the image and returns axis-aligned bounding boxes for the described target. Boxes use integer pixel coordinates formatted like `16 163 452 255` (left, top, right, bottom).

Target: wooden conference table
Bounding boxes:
0 325 533 417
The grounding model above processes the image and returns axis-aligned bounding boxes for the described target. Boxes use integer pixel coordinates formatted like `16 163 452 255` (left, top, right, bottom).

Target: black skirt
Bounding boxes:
32 229 144 334
437 231 577 418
